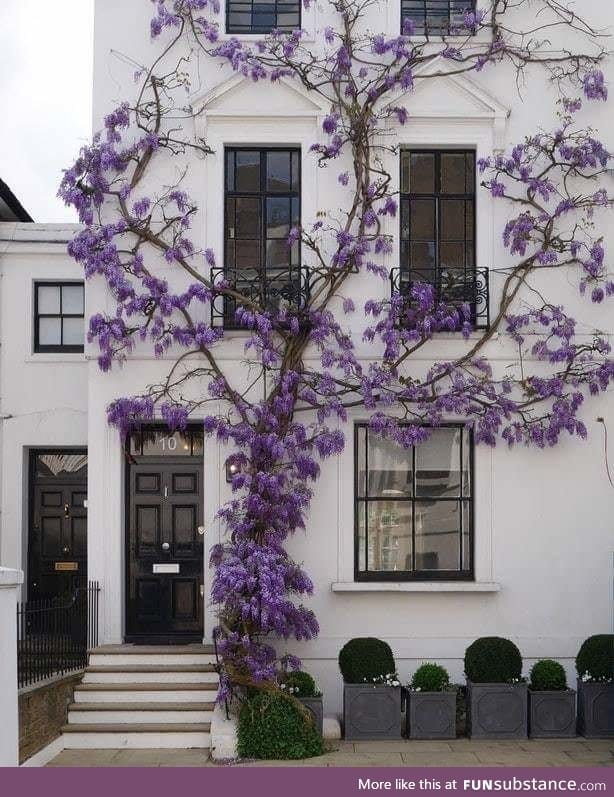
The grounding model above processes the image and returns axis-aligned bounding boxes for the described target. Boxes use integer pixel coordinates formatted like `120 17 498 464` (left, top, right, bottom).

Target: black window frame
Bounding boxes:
400 148 476 285
354 422 474 582
401 0 477 36
226 1 302 35
33 281 85 354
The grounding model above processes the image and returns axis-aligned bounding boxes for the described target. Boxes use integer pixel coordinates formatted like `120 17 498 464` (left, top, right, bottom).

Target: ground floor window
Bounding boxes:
354 424 473 580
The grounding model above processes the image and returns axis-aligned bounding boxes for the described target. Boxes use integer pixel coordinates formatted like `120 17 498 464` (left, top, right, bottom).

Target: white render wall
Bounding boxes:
0 2 610 718
0 224 88 590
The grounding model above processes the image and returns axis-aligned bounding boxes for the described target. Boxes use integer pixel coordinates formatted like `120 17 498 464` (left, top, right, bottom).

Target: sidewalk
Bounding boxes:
47 738 614 767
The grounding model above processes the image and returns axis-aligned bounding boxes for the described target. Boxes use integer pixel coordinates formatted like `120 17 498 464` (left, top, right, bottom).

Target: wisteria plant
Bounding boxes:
60 0 614 706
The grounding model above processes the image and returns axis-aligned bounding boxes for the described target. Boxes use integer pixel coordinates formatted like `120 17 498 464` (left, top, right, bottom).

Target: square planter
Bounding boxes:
343 684 403 741
299 696 323 736
407 690 456 739
577 680 614 738
529 689 576 738
467 681 528 740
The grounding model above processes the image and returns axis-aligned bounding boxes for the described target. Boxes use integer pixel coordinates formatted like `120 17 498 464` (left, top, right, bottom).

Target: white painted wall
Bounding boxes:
0 2 612 719
0 567 23 766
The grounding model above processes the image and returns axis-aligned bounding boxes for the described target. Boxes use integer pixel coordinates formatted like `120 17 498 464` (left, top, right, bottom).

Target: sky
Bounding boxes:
0 0 94 223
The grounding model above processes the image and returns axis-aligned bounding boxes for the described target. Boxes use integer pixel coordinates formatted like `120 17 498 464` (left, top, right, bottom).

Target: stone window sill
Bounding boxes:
331 581 500 593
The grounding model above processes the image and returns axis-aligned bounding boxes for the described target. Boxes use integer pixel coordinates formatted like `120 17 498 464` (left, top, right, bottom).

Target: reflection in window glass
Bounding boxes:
355 424 472 579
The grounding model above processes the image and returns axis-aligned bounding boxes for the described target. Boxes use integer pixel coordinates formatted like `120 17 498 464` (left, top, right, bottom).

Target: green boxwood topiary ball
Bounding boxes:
411 663 450 692
279 670 319 698
575 634 614 682
237 692 324 760
464 636 523 684
338 637 396 684
530 659 567 691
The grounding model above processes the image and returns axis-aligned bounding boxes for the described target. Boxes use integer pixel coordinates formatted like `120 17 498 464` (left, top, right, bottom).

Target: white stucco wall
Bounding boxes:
0 1 612 718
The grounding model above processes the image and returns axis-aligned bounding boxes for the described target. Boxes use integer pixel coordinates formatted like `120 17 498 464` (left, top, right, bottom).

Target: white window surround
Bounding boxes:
335 411 496 590
27 277 86 361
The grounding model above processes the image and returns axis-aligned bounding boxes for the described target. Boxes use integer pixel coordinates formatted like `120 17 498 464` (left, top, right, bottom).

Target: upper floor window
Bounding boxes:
217 147 302 327
226 1 301 34
355 424 473 581
401 0 476 36
34 282 85 353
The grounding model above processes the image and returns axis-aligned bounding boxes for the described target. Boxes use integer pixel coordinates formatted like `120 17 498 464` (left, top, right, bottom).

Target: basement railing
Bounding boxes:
17 580 101 689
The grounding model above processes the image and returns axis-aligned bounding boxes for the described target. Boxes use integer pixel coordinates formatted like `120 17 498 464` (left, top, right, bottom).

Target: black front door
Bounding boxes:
126 429 204 642
29 450 88 601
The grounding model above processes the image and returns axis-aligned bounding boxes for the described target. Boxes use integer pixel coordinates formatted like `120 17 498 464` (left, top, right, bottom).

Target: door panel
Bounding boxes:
127 459 204 641
29 451 88 601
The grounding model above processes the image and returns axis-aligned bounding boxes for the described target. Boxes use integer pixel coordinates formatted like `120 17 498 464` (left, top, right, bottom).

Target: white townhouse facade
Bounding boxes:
1 0 613 720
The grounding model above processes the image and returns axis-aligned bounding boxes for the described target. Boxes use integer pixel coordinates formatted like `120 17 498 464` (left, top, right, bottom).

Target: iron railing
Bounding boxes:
210 266 311 329
401 0 476 35
17 580 100 689
390 266 490 329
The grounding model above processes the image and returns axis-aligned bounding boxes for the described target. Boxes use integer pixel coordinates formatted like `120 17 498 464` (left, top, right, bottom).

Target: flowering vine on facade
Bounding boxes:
60 0 613 701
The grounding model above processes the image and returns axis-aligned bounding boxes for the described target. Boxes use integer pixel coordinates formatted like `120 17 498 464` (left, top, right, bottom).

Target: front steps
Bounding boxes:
62 645 218 749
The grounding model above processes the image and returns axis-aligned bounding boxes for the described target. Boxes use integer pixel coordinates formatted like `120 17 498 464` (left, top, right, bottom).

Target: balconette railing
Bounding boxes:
390 266 490 330
210 266 311 329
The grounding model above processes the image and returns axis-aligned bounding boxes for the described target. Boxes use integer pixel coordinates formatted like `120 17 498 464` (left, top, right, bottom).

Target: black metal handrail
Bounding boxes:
17 580 100 689
390 266 490 329
210 265 311 329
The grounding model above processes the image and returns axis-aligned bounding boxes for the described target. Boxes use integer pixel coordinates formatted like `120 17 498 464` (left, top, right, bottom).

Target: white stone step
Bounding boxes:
68 704 214 725
61 723 210 749
74 683 218 703
82 665 218 684
88 646 216 667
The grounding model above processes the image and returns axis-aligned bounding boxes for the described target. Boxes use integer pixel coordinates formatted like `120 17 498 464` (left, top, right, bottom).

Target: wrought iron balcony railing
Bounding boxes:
390 266 490 330
210 266 311 329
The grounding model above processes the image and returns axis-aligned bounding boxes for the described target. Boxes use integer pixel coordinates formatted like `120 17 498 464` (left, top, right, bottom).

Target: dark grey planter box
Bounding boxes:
529 689 576 738
407 690 456 739
467 681 528 739
343 684 403 740
577 680 614 738
299 696 323 736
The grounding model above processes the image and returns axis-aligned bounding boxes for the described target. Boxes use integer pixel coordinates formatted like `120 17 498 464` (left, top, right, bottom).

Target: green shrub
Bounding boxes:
464 636 522 684
411 663 450 692
530 659 567 691
237 692 324 760
279 670 319 698
575 634 614 682
338 637 396 684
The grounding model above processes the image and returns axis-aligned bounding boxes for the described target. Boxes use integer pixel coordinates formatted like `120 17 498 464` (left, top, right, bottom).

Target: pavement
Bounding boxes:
46 738 614 767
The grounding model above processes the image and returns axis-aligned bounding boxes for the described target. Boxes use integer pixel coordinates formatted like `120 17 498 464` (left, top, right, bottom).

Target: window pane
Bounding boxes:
440 242 465 268
440 199 466 240
291 152 300 191
410 199 435 239
39 317 61 346
266 239 290 268
267 197 291 238
38 285 61 314
410 153 435 193
234 151 260 192
357 503 367 572
415 500 461 571
366 500 413 572
236 197 260 238
367 431 413 497
462 501 471 570
226 150 235 191
267 151 291 192
465 153 475 193
235 240 260 267
62 317 84 346
462 427 471 495
141 430 196 457
401 199 410 240
410 241 436 270
416 428 461 497
441 153 468 194
62 284 84 314
401 152 411 193
356 427 367 497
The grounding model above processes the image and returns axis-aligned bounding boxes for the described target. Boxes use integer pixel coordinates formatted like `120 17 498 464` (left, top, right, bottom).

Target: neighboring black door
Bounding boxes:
29 450 88 601
126 447 204 642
